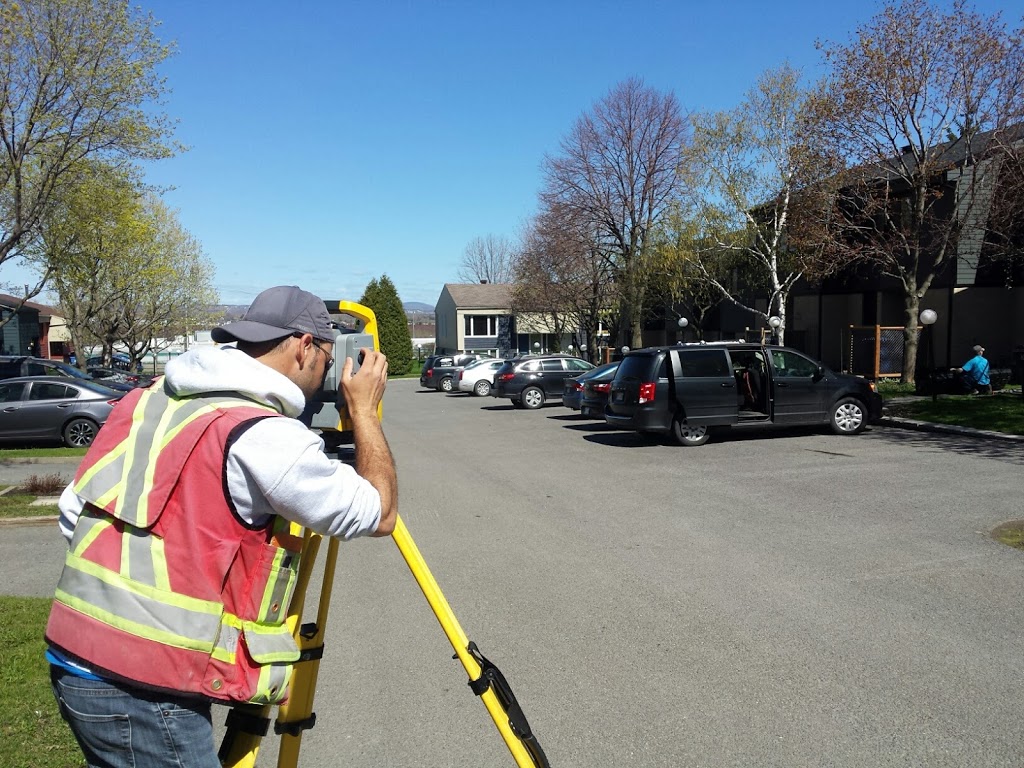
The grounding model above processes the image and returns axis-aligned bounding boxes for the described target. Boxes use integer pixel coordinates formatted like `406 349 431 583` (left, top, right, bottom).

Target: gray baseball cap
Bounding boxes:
212 286 334 344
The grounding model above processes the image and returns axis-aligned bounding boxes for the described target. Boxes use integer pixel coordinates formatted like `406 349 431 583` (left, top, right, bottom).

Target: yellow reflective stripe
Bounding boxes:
212 614 243 663
150 536 170 591
252 662 291 704
70 512 110 557
74 442 129 507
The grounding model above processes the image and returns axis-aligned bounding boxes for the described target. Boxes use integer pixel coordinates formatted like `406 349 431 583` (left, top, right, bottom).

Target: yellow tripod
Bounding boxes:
218 301 549 767
218 517 549 767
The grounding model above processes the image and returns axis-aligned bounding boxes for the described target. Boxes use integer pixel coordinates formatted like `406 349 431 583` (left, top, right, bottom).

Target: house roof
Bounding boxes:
443 283 512 309
0 293 60 319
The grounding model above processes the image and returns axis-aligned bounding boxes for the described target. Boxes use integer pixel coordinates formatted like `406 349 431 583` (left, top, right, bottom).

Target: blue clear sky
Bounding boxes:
29 0 1024 306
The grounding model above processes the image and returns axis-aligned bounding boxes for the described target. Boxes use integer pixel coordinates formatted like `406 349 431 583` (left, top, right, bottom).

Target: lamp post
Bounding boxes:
677 316 688 345
919 308 938 402
415 344 422 361
532 341 541 355
768 316 782 345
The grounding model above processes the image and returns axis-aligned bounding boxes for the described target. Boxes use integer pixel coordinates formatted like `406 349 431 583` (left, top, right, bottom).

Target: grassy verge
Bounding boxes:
886 393 1024 435
0 597 83 768
0 448 87 460
0 493 59 518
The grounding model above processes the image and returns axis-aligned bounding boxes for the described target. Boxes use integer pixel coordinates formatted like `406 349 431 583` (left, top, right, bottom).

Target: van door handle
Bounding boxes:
720 382 734 388
777 382 789 387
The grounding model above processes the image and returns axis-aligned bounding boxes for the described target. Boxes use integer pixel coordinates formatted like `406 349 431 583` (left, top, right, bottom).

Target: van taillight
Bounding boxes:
498 373 515 382
426 368 433 376
458 371 463 380
638 382 656 403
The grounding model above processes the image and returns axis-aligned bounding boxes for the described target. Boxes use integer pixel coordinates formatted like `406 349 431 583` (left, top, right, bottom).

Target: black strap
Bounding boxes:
464 641 551 768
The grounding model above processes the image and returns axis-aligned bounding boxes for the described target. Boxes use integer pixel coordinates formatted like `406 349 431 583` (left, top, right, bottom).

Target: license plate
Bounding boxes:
612 391 624 403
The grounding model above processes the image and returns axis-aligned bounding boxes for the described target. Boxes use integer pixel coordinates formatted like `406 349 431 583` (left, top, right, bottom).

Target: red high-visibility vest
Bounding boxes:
46 384 304 705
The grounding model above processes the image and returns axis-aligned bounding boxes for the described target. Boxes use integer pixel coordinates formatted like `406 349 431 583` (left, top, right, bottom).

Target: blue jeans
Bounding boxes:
51 667 220 768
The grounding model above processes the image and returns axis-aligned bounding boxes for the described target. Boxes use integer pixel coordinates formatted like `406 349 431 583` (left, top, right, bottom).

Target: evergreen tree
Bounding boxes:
359 274 413 375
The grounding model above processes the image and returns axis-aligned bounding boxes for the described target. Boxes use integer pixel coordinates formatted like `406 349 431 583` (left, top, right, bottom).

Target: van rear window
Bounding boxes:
617 354 661 380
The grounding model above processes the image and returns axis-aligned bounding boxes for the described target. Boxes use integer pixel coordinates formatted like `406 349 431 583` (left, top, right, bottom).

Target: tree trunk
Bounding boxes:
902 294 921 386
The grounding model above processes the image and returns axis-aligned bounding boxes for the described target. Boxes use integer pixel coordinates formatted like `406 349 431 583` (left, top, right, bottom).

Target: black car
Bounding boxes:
562 361 618 413
605 343 883 446
579 363 621 418
492 354 594 409
0 355 134 392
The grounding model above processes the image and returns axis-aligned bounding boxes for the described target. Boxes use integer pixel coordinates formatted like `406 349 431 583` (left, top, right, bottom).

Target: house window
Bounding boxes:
465 315 499 336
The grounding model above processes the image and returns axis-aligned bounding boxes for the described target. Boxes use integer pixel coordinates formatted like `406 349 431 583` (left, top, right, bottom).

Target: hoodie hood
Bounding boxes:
164 345 306 418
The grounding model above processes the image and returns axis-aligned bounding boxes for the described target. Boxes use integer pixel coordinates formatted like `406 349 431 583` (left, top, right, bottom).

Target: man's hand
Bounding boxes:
339 348 388 421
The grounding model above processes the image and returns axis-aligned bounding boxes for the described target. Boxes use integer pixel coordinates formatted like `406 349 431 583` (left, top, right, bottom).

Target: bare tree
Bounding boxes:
811 0 1024 383
457 234 519 284
0 0 177 316
512 202 617 363
683 64 840 345
543 78 689 348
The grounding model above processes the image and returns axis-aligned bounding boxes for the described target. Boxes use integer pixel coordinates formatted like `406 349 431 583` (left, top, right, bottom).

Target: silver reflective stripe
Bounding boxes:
123 526 158 587
56 555 223 651
242 623 299 663
259 555 298 624
213 619 241 662
254 663 292 704
70 511 109 556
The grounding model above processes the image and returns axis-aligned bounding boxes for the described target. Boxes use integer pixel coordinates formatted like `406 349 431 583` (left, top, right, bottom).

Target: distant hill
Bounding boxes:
403 301 433 313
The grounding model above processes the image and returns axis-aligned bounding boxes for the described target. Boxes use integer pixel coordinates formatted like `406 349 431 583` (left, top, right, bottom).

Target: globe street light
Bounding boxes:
677 316 689 345
919 309 938 401
532 341 541 354
768 316 782 345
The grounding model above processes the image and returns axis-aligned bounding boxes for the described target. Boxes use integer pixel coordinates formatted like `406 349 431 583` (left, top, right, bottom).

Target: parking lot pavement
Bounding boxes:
6 381 1024 767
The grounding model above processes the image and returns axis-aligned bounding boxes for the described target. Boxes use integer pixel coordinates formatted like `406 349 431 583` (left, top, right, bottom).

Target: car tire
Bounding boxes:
671 416 710 447
439 377 454 392
63 418 99 448
473 380 491 397
521 387 545 410
830 397 867 435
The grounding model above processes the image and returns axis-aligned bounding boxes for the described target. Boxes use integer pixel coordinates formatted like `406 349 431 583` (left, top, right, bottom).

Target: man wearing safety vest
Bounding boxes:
45 285 398 767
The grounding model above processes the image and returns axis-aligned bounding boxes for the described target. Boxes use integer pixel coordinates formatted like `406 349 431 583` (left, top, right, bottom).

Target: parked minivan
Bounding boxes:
605 343 883 446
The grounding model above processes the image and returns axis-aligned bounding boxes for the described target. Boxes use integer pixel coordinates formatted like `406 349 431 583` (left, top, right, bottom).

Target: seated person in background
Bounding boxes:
953 344 991 395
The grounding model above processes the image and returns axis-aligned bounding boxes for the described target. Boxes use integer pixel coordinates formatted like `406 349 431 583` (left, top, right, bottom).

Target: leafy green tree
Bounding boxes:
0 0 177 312
35 163 216 368
359 275 413 375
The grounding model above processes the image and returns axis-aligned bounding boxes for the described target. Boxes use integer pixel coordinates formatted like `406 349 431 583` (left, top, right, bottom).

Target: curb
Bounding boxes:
0 515 57 526
879 416 1024 443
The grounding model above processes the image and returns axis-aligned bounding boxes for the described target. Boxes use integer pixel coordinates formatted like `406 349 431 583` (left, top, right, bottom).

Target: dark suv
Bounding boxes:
605 343 883 446
0 355 134 392
492 354 594 409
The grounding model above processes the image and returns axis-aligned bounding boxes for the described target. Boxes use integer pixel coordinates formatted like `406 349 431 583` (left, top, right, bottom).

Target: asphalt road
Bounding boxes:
4 378 1024 767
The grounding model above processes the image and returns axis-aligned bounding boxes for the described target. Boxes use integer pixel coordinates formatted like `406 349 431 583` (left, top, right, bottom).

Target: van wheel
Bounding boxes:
64 418 99 448
830 397 866 435
473 380 491 397
522 387 545 409
672 416 710 446
439 377 454 392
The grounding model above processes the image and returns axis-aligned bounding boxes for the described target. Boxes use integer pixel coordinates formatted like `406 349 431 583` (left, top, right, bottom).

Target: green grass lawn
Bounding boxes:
0 597 83 768
886 392 1024 435
0 447 87 460
0 493 59 518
